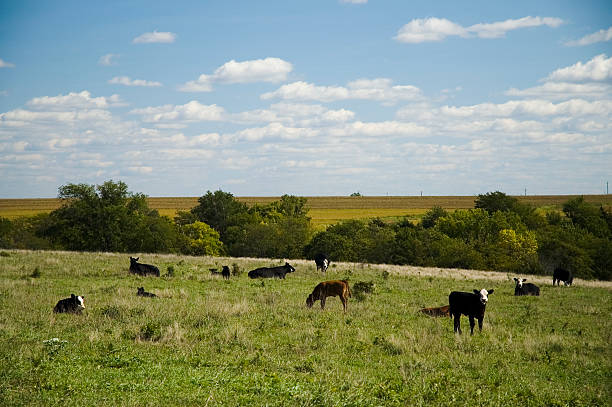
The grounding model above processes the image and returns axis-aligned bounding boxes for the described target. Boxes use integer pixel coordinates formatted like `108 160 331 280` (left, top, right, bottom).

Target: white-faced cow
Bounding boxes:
248 262 296 279
449 289 494 335
314 253 329 273
129 257 160 277
553 267 573 286
53 294 85 314
513 278 540 296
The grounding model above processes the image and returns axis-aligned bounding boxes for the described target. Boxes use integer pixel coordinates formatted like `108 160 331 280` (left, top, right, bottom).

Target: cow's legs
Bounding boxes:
341 296 347 313
320 297 326 309
478 317 483 332
453 314 461 334
469 316 476 335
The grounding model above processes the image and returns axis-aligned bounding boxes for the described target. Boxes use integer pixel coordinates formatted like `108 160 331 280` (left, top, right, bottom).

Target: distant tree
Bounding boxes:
421 206 448 229
563 196 610 238
180 221 224 256
475 191 519 214
190 190 254 240
350 192 362 197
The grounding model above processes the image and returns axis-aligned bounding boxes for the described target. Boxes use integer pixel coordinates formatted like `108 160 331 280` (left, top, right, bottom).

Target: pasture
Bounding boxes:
1 250 610 406
1 194 611 227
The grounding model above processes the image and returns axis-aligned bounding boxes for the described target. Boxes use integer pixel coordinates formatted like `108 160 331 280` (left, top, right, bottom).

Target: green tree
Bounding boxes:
180 221 224 256
190 190 254 240
421 206 448 229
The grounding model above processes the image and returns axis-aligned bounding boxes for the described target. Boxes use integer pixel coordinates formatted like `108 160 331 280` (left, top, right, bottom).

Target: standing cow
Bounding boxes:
553 267 573 286
449 289 494 335
513 278 540 296
314 253 329 273
306 280 351 313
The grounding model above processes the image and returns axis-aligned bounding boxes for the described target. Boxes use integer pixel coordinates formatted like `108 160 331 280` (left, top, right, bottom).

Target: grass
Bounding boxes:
1 250 610 406
2 195 611 226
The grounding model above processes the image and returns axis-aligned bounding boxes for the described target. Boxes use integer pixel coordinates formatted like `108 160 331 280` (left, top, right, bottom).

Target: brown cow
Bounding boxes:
306 280 351 313
419 305 450 317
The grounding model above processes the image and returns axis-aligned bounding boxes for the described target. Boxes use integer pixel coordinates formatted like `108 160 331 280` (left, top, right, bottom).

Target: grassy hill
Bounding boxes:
1 250 610 406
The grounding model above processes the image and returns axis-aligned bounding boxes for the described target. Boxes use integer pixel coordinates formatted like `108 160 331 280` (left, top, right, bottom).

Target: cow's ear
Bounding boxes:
473 289 479 295
513 277 518 282
522 279 527 282
71 294 75 298
487 289 494 295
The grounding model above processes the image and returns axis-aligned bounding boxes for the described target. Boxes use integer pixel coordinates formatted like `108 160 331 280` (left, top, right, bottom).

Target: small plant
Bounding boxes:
166 265 175 277
353 280 375 295
138 322 162 341
373 336 402 355
381 270 389 280
231 263 242 277
100 305 122 319
30 267 41 278
0 251 10 257
43 337 68 356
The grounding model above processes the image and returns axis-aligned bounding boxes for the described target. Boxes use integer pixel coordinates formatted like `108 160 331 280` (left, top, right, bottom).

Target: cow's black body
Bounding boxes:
248 263 296 279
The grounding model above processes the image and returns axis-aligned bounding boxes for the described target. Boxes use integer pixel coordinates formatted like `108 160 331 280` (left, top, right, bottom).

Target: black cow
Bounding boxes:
248 262 296 279
449 289 494 335
53 294 85 314
210 265 230 280
314 253 329 273
137 287 157 298
513 278 540 296
129 257 160 277
553 267 573 286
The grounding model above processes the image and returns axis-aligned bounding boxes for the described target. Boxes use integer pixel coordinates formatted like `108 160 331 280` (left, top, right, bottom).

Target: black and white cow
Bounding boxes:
314 253 329 273
448 289 494 335
53 294 85 314
248 262 296 279
129 257 160 277
553 267 573 286
513 278 540 296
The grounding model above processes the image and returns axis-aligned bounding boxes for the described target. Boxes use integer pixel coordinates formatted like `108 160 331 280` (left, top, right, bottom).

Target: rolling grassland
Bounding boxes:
1 250 610 406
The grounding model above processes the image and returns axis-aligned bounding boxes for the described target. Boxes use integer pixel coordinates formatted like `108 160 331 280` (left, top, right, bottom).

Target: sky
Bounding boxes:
0 0 611 198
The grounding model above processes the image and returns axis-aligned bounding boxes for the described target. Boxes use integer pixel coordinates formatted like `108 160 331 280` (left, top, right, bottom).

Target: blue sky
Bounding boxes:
1 0 611 198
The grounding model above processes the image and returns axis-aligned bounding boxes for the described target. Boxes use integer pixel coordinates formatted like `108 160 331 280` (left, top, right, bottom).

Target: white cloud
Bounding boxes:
547 54 612 82
130 101 225 122
179 58 293 92
438 99 612 118
231 123 320 141
506 82 612 100
329 121 430 137
261 78 422 104
233 102 355 126
109 76 162 87
340 0 367 3
395 16 563 43
133 30 177 44
565 26 612 46
99 53 119 66
127 166 153 174
0 58 15 68
27 91 111 110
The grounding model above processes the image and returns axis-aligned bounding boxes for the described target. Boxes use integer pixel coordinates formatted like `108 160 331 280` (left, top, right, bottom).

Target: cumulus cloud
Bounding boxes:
130 101 225 123
506 82 612 100
132 30 177 44
565 26 612 46
437 99 612 118
0 58 15 68
230 123 320 141
98 53 119 66
395 16 563 43
261 78 422 104
233 102 355 126
547 54 612 82
179 58 293 92
26 91 121 110
108 76 162 87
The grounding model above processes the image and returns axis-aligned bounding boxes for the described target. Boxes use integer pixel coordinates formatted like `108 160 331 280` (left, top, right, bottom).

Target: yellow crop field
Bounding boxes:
1 195 610 226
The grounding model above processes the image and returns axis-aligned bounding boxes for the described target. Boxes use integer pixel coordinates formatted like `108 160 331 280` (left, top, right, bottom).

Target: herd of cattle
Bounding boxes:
53 254 574 335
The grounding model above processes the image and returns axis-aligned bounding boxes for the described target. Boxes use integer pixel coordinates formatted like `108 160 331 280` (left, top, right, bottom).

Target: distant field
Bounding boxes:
1 195 610 227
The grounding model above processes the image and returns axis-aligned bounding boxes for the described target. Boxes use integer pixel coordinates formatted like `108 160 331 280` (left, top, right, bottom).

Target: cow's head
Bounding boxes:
285 263 296 273
138 287 144 294
306 294 314 308
513 278 526 288
71 294 85 309
473 289 494 305
130 257 139 264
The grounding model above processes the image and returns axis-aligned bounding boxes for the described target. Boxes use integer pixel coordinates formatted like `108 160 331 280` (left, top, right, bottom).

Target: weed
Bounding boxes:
30 266 41 278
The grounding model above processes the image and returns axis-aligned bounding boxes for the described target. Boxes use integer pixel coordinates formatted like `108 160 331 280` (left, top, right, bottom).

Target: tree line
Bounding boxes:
1 181 610 280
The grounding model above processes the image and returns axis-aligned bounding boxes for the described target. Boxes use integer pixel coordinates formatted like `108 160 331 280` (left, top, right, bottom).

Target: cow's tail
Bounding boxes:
342 280 351 298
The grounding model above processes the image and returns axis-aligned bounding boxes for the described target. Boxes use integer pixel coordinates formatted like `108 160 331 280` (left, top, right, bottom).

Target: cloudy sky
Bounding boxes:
1 0 611 198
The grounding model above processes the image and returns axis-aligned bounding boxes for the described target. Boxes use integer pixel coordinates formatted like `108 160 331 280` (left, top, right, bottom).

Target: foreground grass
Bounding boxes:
0 250 611 406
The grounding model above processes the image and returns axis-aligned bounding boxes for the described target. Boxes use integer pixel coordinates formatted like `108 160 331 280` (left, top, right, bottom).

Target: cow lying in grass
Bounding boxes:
210 266 230 280
137 287 157 298
53 294 85 314
420 305 450 317
248 263 295 279
129 257 160 277
449 289 494 335
514 278 540 296
306 280 351 313
553 267 573 286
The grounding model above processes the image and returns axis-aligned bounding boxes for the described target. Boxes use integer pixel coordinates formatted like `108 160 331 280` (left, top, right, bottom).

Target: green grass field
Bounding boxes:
1 250 610 406
1 195 611 227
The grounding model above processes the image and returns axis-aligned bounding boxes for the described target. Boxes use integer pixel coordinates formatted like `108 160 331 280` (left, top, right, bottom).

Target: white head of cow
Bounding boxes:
514 278 526 288
473 289 494 305
77 295 85 308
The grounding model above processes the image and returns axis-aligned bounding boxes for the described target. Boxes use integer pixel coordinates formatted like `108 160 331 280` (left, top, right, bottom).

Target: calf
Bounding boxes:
210 266 230 280
513 278 540 296
420 305 450 317
306 280 351 313
448 289 494 335
248 262 296 279
553 267 573 286
314 253 329 273
53 294 85 314
137 287 157 298
129 257 160 277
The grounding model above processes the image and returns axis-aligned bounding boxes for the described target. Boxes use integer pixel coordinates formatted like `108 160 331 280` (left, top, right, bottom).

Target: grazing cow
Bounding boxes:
248 262 296 279
420 305 450 317
53 294 85 314
449 289 494 335
314 253 329 273
306 280 351 313
129 257 160 277
553 267 573 286
210 266 230 280
513 278 540 296
137 287 157 298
